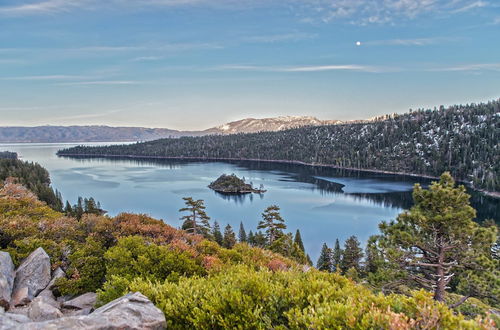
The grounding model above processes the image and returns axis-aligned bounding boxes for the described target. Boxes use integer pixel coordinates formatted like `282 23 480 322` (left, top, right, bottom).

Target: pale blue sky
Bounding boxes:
0 0 499 129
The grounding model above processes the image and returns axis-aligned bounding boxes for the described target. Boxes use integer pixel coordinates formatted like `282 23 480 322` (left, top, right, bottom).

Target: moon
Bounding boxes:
356 41 361 46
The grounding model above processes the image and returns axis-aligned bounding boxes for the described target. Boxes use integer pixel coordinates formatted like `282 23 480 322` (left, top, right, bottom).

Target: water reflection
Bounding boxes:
60 155 498 222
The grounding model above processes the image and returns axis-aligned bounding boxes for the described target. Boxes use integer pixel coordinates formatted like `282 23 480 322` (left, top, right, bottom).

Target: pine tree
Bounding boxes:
252 231 267 248
179 197 211 237
378 173 498 304
316 243 333 272
64 201 73 215
294 229 305 252
332 238 342 272
212 221 223 245
238 222 247 243
247 230 255 246
223 224 236 249
257 205 286 245
340 236 363 273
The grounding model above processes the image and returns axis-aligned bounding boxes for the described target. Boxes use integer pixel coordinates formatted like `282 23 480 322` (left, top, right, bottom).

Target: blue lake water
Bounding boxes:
2 143 498 261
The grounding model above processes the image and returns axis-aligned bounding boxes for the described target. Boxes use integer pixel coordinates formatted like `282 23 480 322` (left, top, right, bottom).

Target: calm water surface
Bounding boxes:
2 143 498 260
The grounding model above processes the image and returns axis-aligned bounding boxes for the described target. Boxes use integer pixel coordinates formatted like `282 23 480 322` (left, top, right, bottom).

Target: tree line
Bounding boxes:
59 100 500 191
178 197 310 264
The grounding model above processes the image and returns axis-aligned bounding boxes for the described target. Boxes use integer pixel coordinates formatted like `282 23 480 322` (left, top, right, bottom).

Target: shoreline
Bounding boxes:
57 153 500 199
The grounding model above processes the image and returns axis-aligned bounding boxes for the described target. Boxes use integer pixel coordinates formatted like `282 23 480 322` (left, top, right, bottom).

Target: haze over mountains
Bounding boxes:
0 116 341 143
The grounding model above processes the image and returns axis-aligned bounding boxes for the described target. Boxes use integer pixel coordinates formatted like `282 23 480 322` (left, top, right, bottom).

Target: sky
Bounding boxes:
0 0 499 130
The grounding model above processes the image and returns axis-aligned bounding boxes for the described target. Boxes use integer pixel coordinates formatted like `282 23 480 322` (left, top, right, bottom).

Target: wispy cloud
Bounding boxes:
0 74 91 81
363 37 456 47
430 63 500 72
244 32 316 43
0 0 91 16
211 64 390 73
452 0 488 13
55 80 140 86
296 0 492 25
1 0 491 25
131 56 164 62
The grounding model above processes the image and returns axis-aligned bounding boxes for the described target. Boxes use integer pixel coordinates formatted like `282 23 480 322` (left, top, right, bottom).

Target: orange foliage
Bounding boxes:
202 255 223 271
267 258 288 272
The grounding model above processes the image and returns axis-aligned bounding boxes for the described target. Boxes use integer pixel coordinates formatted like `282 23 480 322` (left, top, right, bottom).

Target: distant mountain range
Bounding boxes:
0 116 341 143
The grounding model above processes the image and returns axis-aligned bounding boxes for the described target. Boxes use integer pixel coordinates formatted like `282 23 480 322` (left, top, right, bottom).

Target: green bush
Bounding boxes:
98 265 496 329
105 236 205 282
56 237 106 296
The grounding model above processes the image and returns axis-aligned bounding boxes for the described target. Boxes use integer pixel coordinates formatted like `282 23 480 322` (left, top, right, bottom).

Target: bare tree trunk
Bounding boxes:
434 247 446 302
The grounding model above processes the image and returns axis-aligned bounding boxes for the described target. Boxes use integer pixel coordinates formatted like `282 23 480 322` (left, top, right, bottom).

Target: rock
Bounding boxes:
12 248 51 300
0 252 15 309
5 305 30 317
45 267 65 291
33 292 60 309
28 298 63 321
10 287 31 307
22 292 166 330
62 307 92 317
62 292 96 310
0 310 30 330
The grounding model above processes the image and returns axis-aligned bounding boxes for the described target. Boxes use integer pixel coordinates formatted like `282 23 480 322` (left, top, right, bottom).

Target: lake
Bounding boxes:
2 142 498 261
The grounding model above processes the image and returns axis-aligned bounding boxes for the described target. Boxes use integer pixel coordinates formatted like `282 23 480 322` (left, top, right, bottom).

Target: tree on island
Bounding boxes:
179 197 211 237
223 224 237 249
212 221 223 245
375 172 498 305
258 205 286 245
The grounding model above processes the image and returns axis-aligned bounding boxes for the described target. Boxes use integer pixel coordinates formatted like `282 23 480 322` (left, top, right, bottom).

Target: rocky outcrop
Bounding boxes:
12 248 51 304
0 249 166 329
2 292 166 330
0 252 15 308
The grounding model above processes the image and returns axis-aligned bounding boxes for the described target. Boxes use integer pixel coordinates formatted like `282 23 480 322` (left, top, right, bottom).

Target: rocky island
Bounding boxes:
208 174 266 194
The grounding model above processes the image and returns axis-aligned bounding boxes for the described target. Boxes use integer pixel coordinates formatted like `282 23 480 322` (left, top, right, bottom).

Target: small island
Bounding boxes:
209 174 266 194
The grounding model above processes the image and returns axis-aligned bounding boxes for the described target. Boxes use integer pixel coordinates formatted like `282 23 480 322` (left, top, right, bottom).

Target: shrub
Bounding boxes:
98 265 496 329
56 237 107 296
104 236 205 282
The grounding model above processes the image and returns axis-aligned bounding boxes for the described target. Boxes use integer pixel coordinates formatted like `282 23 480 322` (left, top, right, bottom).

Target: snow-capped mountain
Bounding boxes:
205 116 341 134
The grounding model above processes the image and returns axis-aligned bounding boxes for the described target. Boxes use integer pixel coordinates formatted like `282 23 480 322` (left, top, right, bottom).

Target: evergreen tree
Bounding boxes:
269 233 307 264
340 236 363 273
75 197 84 220
252 231 267 248
212 221 223 246
238 222 247 243
364 236 383 275
294 229 305 252
316 243 333 272
247 230 255 246
64 201 73 215
377 173 498 304
332 239 342 272
222 224 237 249
179 197 211 237
257 205 286 245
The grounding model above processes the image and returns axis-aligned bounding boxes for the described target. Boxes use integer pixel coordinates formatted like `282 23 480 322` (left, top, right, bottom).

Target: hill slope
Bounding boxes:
59 100 500 191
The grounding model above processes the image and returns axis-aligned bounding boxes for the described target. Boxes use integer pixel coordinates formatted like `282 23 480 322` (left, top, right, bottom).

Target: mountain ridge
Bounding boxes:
0 116 341 143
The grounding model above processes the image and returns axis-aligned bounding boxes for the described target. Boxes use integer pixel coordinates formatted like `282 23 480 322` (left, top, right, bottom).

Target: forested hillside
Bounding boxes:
0 159 63 210
60 100 500 192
